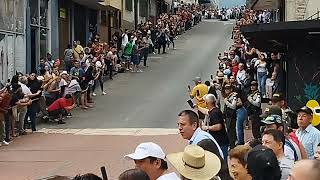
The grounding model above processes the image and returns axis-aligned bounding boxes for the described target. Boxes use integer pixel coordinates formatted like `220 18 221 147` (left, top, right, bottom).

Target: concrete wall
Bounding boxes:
285 0 320 21
285 0 296 21
106 0 122 10
305 0 320 19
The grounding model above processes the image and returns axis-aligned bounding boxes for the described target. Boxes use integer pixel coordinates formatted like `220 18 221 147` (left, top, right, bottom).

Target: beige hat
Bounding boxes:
167 145 221 180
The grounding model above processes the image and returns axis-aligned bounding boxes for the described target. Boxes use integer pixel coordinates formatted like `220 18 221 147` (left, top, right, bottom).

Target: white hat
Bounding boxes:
96 61 102 68
125 142 166 160
60 71 68 76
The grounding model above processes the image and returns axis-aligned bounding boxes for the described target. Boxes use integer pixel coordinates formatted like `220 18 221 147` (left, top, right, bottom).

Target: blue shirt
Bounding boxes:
296 124 320 159
189 128 224 158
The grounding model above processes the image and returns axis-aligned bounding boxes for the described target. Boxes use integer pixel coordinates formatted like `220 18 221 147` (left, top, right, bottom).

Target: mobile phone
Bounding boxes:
196 90 200 96
188 85 191 91
210 74 213 80
101 166 108 180
187 100 195 108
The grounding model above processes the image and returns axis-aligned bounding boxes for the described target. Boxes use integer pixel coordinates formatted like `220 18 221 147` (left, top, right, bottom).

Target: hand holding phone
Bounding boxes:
210 74 213 80
187 85 191 91
187 100 195 108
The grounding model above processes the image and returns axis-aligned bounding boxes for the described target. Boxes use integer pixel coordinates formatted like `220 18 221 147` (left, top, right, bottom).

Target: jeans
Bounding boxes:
0 113 4 142
236 107 248 145
257 72 267 96
25 102 39 131
220 144 229 162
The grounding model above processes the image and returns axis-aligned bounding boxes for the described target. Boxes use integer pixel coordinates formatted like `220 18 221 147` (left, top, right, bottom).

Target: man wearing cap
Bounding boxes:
125 142 180 180
261 105 307 161
270 93 296 128
295 106 320 159
246 81 261 139
188 77 208 120
167 145 221 180
196 94 229 160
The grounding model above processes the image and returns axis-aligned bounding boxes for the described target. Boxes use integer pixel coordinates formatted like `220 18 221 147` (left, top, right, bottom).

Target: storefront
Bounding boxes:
0 0 26 84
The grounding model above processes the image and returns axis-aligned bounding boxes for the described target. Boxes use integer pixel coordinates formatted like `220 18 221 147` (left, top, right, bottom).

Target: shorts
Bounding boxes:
123 55 131 63
131 54 140 65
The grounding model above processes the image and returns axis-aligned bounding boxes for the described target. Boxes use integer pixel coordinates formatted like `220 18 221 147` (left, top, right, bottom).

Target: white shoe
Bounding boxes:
102 91 107 95
137 69 143 73
2 140 9 146
92 92 97 96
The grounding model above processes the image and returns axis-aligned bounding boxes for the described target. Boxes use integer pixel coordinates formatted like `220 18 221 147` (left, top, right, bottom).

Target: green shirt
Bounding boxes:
124 42 134 56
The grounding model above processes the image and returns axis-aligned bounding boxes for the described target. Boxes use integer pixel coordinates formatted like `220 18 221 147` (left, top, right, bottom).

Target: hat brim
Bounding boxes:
296 109 312 116
167 151 221 180
124 153 148 160
260 113 269 118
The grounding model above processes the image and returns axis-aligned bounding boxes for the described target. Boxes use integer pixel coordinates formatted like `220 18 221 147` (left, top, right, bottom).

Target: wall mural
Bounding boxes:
290 47 320 127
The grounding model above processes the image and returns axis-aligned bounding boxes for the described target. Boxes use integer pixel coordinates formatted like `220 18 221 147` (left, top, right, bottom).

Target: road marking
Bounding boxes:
37 128 179 136
148 56 161 59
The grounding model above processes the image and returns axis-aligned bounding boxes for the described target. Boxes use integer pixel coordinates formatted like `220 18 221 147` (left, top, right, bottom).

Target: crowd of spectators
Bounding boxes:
0 3 204 147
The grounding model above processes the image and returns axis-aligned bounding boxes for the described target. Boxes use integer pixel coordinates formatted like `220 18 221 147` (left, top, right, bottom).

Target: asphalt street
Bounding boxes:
40 19 234 129
0 20 237 180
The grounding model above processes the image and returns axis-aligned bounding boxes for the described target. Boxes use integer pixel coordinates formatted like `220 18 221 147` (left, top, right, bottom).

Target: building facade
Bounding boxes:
0 0 26 83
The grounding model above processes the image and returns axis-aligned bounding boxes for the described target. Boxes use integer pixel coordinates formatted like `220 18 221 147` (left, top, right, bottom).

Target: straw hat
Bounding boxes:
167 145 221 180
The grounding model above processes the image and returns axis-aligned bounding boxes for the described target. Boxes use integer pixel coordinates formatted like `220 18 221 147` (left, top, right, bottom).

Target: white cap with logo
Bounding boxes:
125 142 166 160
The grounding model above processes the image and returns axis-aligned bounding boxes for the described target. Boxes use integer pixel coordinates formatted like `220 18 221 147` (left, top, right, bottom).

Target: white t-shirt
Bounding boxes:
121 33 128 47
157 172 180 180
254 60 267 73
19 82 32 96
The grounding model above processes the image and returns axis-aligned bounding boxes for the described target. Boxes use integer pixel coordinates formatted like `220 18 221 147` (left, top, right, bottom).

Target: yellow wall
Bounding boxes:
105 0 122 10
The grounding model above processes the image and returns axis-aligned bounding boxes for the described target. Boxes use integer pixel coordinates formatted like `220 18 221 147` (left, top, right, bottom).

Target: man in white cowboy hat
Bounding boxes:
125 142 180 180
167 145 221 180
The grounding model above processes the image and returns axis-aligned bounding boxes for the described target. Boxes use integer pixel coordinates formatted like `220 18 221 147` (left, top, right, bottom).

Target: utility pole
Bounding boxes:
172 0 174 14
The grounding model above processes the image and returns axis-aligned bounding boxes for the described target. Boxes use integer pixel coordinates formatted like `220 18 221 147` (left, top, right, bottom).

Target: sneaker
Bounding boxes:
153 52 156 54
2 140 9 146
67 113 72 118
137 69 143 73
102 91 107 95
92 92 97 96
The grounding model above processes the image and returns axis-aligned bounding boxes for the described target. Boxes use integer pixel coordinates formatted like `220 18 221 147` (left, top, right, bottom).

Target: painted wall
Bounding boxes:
287 37 320 110
106 0 122 10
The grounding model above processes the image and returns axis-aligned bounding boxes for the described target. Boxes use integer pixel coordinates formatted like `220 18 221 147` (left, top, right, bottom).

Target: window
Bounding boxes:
139 0 148 17
125 0 133 11
40 0 48 26
30 0 39 25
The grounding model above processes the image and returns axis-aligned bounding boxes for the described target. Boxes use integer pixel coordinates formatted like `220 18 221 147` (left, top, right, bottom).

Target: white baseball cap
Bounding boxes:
125 142 166 160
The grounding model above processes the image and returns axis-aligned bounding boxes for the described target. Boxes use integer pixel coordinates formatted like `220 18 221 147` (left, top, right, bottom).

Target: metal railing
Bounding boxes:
306 9 320 20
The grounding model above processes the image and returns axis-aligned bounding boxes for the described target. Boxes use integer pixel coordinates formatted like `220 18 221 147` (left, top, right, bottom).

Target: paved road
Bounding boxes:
0 20 236 180
40 20 234 129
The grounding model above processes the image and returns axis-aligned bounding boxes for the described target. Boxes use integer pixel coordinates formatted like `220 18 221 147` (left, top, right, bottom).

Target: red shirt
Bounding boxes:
232 65 239 76
47 98 73 112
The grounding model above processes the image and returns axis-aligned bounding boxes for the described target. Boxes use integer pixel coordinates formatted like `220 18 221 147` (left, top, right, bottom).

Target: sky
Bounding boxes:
218 0 246 8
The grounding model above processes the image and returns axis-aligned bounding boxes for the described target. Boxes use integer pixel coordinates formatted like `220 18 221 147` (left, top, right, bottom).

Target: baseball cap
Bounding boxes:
260 105 282 118
125 142 166 160
261 114 282 125
246 145 280 178
250 81 258 86
296 106 313 116
193 77 201 83
270 93 284 103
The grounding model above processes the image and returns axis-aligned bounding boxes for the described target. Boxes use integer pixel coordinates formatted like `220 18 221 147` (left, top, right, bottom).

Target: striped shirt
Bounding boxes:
296 124 320 159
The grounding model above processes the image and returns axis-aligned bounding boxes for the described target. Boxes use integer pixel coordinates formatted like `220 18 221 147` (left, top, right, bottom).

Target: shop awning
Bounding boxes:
73 0 108 10
240 20 320 52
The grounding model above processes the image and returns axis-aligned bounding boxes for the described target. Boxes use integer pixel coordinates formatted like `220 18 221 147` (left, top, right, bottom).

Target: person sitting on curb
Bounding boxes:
47 94 75 124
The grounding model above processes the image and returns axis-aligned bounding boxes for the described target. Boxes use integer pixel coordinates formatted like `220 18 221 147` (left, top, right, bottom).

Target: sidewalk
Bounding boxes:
0 130 186 180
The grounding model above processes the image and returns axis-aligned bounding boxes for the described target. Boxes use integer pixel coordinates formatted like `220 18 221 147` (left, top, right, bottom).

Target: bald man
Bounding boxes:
288 160 320 180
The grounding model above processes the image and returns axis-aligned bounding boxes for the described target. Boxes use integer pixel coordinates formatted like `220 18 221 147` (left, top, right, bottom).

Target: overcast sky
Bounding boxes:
219 0 246 8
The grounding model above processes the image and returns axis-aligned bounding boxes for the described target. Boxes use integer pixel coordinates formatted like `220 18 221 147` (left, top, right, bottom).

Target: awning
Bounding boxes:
73 0 107 10
240 20 320 52
251 0 280 10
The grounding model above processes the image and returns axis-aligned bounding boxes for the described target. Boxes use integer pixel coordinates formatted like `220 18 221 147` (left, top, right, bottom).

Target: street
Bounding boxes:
0 20 234 180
